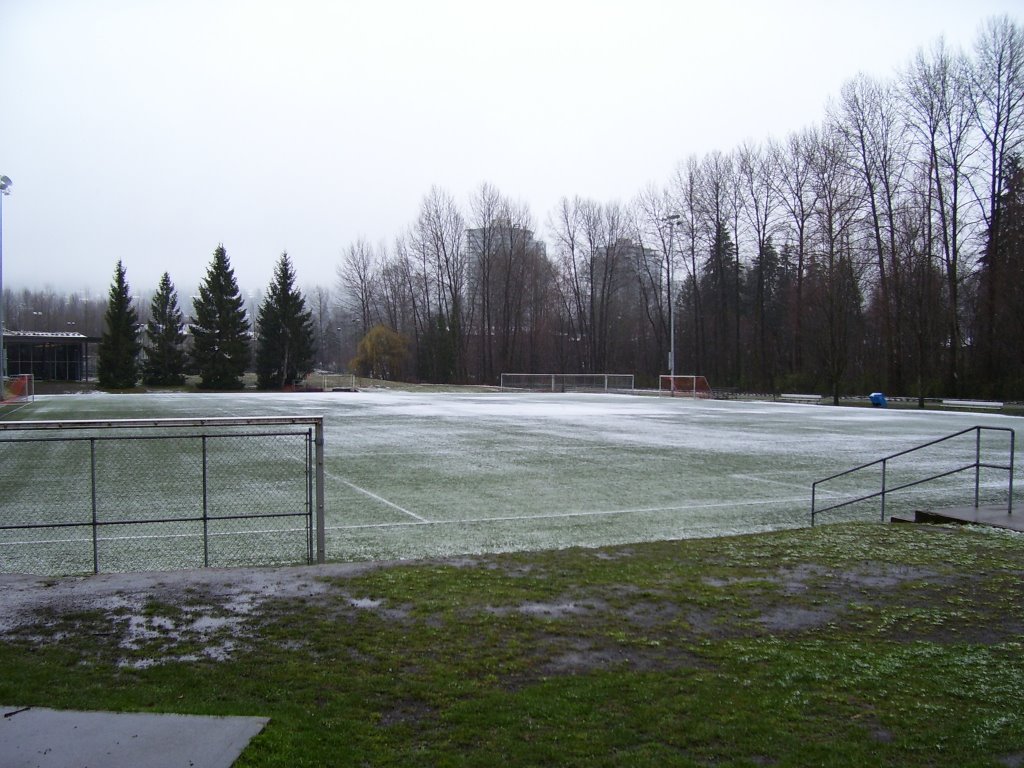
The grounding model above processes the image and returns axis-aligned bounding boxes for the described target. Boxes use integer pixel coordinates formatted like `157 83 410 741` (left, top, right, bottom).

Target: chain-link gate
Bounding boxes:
0 417 325 575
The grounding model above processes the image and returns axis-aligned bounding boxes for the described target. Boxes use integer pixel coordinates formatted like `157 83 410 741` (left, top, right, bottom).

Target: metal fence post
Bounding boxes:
305 428 313 563
90 438 99 574
202 435 209 567
314 417 326 564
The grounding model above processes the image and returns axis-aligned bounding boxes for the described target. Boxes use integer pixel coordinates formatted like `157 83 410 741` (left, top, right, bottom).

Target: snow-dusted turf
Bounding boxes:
2 389 1021 572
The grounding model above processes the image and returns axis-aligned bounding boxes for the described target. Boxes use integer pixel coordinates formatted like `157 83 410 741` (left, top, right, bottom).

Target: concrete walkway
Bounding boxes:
1 705 268 768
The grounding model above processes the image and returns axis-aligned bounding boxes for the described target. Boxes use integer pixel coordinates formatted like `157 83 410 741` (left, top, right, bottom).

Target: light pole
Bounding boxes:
0 175 11 391
663 213 680 380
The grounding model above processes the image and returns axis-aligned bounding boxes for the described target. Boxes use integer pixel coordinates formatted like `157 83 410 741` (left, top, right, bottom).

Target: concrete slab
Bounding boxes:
900 504 1024 532
0 705 268 768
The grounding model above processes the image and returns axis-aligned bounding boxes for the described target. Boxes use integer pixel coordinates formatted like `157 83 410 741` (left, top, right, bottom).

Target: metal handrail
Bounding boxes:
811 426 1015 526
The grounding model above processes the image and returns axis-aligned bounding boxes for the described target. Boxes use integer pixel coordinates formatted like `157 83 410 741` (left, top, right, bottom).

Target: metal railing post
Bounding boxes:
880 458 887 522
975 427 982 508
1009 430 1015 515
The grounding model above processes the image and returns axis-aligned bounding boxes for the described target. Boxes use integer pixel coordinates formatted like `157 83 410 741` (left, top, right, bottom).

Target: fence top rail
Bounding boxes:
812 425 1014 488
0 415 325 432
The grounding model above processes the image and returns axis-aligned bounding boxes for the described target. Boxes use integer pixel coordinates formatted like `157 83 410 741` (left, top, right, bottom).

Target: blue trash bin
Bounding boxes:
869 392 887 408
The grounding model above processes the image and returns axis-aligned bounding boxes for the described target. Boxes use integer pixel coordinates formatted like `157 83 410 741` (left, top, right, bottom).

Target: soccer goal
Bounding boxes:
302 373 357 392
659 375 712 398
1 374 34 404
500 373 635 393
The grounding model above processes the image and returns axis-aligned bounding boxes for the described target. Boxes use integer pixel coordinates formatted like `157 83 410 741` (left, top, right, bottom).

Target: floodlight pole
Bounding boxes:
0 175 11 391
663 213 680 379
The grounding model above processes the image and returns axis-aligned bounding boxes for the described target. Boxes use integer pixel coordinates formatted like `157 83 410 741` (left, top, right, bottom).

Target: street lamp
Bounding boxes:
342 325 350 374
663 213 680 380
0 175 11 391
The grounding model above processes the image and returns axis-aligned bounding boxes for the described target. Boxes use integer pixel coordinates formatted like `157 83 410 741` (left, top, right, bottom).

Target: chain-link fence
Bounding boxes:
0 417 325 575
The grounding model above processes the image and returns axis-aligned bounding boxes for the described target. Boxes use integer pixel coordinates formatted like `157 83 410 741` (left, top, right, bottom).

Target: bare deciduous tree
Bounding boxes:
834 72 912 392
970 15 1024 381
902 39 979 394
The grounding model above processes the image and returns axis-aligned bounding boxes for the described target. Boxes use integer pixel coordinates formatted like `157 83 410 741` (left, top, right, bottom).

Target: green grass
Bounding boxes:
2 522 1023 766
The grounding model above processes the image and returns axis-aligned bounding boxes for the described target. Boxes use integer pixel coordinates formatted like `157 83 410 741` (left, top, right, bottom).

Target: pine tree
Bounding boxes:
143 272 187 386
191 245 250 389
97 260 141 389
256 252 315 389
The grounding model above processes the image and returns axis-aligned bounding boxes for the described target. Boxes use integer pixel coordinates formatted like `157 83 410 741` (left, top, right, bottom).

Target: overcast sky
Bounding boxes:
1 0 1021 299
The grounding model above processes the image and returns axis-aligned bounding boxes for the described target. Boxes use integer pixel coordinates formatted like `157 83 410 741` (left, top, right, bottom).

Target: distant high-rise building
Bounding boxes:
464 219 547 265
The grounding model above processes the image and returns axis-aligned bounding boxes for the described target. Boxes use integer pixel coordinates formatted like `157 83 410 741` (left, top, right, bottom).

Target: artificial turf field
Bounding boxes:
1 388 1020 573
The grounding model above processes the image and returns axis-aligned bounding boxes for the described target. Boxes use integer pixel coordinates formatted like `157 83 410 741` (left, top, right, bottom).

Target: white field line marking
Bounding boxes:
730 473 810 491
336 477 429 523
324 495 812 531
731 472 845 495
0 400 35 418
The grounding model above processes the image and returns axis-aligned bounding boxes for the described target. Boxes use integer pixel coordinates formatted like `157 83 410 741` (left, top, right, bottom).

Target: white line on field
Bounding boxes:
324 495 813 531
0 401 35 417
336 478 429 523
731 473 820 492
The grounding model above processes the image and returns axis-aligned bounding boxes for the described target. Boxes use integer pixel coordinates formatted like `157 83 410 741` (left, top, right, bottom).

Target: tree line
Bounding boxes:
333 16 1023 401
6 16 1022 399
96 246 314 390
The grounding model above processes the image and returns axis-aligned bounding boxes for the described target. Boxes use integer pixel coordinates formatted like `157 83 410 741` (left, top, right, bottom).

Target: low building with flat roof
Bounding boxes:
2 330 93 381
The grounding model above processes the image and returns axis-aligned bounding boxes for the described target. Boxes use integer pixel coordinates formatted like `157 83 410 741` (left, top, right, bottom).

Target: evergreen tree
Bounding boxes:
97 260 141 389
699 220 740 382
191 245 250 389
975 154 1024 397
256 252 315 389
143 272 187 386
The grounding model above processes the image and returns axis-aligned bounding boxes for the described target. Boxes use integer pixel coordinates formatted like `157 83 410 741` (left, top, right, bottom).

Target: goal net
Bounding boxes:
1 374 34 404
501 373 635 392
299 373 357 392
659 375 712 398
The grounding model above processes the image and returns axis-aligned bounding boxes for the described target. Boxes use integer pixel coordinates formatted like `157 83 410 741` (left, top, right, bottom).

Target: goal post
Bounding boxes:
659 375 712 398
1 374 34 404
500 373 635 392
299 372 357 392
